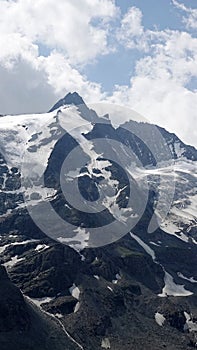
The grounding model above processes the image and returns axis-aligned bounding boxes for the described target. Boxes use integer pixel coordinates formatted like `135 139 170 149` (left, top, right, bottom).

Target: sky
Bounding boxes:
0 0 197 147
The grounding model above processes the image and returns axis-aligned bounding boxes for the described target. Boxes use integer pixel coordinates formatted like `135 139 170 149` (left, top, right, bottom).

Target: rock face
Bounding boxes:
0 265 80 350
0 265 30 332
0 93 197 349
10 243 81 297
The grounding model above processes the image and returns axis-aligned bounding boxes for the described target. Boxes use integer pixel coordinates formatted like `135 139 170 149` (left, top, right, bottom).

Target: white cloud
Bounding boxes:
116 7 148 51
0 57 55 115
135 31 197 86
172 0 197 30
40 52 106 104
0 0 116 114
110 75 197 147
0 33 38 69
0 51 106 115
0 0 117 64
109 6 197 148
0 0 196 150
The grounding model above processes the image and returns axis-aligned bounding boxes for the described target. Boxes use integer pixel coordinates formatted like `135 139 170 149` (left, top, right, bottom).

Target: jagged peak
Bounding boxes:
49 92 85 113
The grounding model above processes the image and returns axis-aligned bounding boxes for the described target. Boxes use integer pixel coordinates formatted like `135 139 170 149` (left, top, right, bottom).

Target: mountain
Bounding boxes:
49 92 85 112
0 93 197 349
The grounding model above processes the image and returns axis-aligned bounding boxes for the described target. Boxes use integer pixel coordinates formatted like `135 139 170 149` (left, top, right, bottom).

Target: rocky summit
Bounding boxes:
0 93 197 349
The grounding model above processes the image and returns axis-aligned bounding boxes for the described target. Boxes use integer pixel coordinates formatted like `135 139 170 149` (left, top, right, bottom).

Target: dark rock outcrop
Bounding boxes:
0 265 30 332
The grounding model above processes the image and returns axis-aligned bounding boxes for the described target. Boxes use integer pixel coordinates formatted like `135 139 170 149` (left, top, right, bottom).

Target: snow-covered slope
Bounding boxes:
0 93 197 349
0 93 196 248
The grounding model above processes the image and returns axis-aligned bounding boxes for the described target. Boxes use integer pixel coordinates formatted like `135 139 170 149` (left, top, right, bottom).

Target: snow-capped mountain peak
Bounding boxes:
49 92 85 113
0 93 197 349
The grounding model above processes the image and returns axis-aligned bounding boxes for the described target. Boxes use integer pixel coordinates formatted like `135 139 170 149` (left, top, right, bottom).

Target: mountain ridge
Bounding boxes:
0 93 197 349
49 92 85 113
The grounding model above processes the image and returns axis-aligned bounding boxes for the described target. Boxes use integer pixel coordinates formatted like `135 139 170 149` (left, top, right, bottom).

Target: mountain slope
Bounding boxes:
0 92 197 349
0 265 81 350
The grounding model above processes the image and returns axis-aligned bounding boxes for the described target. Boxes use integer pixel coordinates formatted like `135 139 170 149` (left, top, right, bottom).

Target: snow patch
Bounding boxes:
112 273 121 284
94 275 100 280
35 244 50 252
102 186 134 224
184 312 197 332
3 255 25 269
30 296 55 307
155 312 166 326
130 232 156 261
69 284 80 300
0 239 38 255
150 241 160 246
58 227 90 252
178 272 197 283
158 271 193 297
101 338 111 349
74 302 80 313
160 219 189 243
